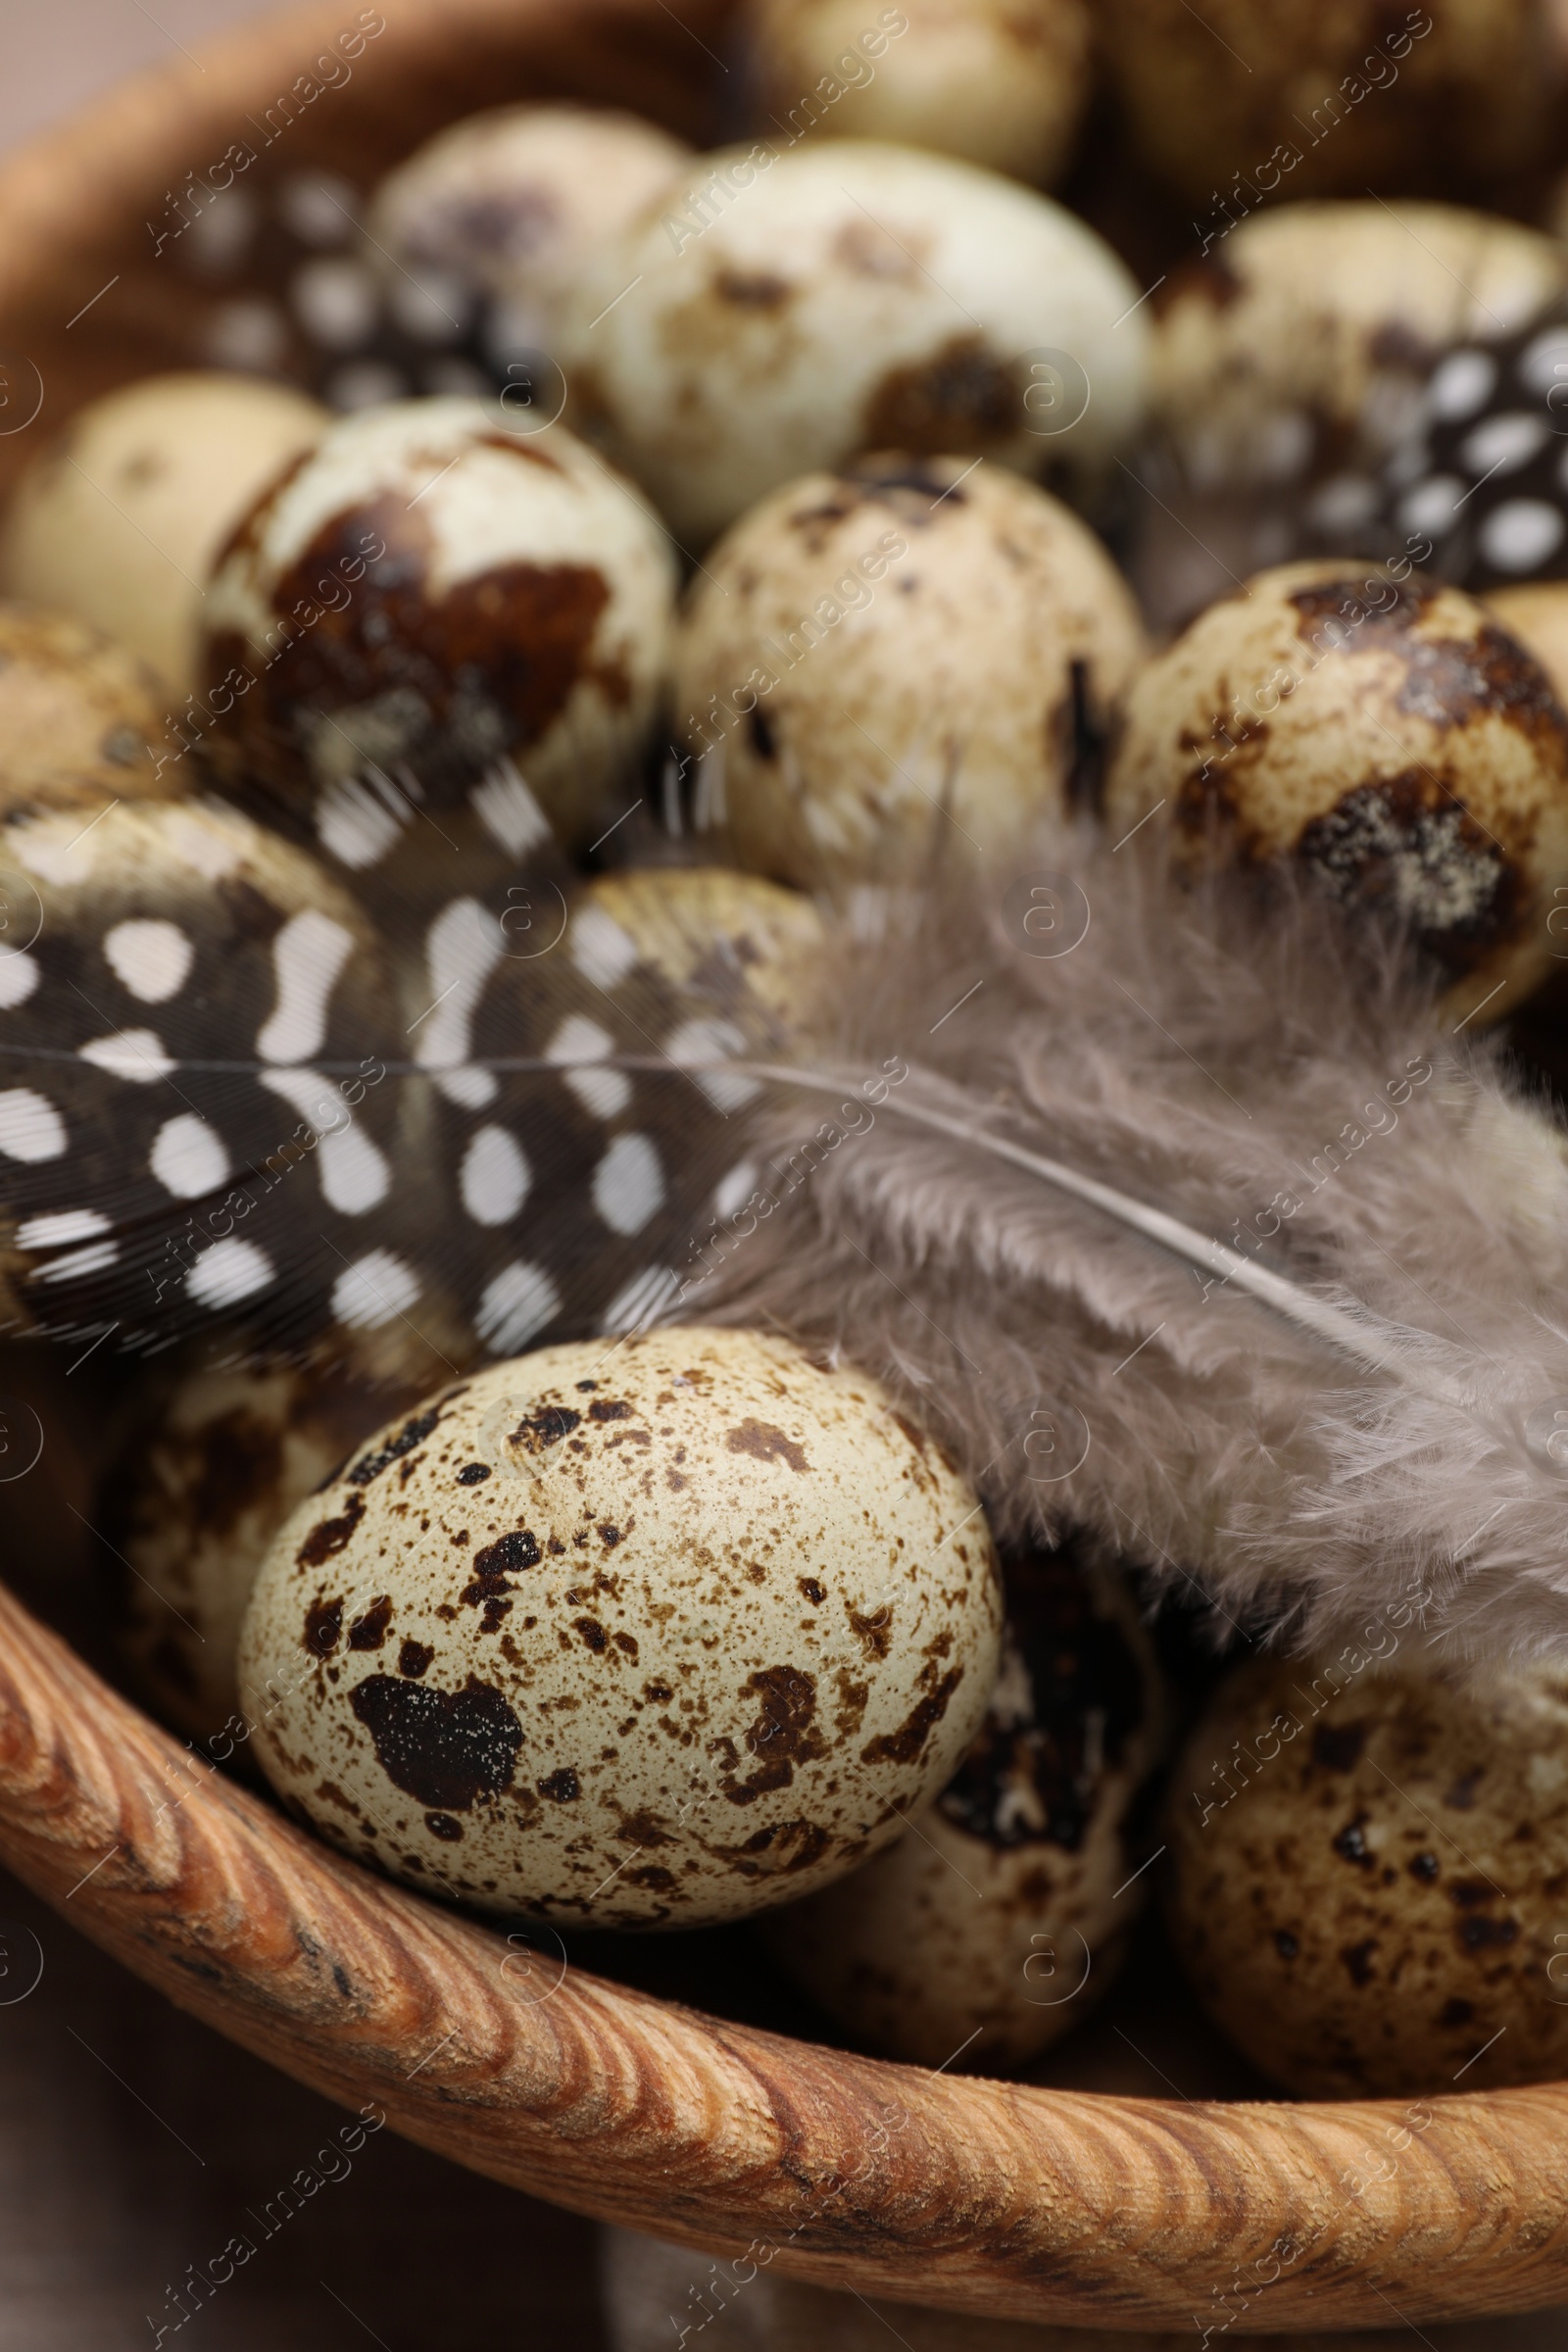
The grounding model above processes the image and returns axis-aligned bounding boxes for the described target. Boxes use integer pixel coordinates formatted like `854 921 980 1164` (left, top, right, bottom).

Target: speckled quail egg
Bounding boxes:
576 867 826 1029
237 1328 1003 1927
673 453 1146 887
0 373 327 695
367 104 692 342
1150 204 1566 514
763 1539 1169 2070
1167 1649 1568 2097
106 1351 432 1743
559 140 1146 546
0 604 172 814
1098 0 1556 204
743 0 1091 188
199 397 675 854
1104 559 1568 1028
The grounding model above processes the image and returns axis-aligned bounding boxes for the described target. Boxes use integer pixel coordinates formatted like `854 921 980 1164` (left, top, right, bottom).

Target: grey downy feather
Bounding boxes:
690 827 1568 1661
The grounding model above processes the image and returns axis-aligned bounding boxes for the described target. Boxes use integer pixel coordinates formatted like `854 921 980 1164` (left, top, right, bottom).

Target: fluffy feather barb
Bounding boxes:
699 832 1568 1660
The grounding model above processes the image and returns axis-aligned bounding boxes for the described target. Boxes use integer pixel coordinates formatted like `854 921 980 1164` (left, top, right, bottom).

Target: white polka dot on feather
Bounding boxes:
593 1132 665 1236
104 919 193 1004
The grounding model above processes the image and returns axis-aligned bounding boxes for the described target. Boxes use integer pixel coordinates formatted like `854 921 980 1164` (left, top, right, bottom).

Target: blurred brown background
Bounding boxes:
0 0 272 155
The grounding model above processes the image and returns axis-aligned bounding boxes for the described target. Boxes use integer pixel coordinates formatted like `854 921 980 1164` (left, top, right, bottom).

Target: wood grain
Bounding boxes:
0 1566 1563 2333
3 0 1568 2328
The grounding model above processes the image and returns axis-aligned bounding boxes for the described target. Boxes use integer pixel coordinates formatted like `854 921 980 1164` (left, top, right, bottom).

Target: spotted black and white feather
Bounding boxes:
0 768 778 1377
1352 296 1568 591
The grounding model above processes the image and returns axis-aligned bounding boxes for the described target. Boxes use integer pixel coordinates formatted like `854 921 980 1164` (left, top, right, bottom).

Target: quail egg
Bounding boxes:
743 0 1092 188
1104 558 1568 1026
674 453 1146 886
576 867 826 1028
199 397 675 853
559 140 1146 545
1150 204 1566 512
764 1539 1168 2069
238 1328 1003 1927
367 104 692 340
0 603 172 814
1167 1649 1568 2096
107 1351 432 1742
0 373 328 695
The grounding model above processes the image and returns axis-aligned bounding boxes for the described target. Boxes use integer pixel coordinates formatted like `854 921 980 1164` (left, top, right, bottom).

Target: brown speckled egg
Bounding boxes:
577 867 825 1029
367 104 692 337
0 373 328 695
199 397 675 852
1148 204 1566 520
1099 0 1557 204
743 0 1091 188
237 1328 1002 1927
1104 559 1568 1028
763 1539 1168 2070
0 604 172 815
1167 1651 1568 2097
106 1352 430 1743
674 454 1146 887
559 140 1146 547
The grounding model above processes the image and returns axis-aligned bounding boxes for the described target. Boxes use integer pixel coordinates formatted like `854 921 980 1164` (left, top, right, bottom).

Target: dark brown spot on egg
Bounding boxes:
471 1528 542 1576
304 1596 344 1656
1439 1996 1475 2028
424 1811 463 1840
1340 1937 1378 1987
587 1397 633 1421
1409 1850 1441 1880
1311 1720 1368 1771
349 1672 522 1810
1446 1768 1485 1809
456 1462 491 1486
719 1666 826 1804
1275 1929 1299 1959
726 1418 809 1473
799 1578 824 1604
296 1491 366 1567
1297 772 1522 976
717 1819 831 1875
714 269 792 309
575 1616 608 1653
862 334 1020 456
398 1638 434 1679
345 1405 442 1487
514 1404 581 1448
1459 1913 1518 1951
538 1766 579 1802
861 1664 963 1769
347 1595 393 1651
846 1602 892 1661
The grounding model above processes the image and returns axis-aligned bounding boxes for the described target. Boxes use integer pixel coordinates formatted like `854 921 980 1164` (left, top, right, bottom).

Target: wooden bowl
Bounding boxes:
2 2 1568 2331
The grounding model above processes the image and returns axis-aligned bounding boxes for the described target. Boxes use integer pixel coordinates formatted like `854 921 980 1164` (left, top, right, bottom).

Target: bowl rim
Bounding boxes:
2 0 1568 2328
